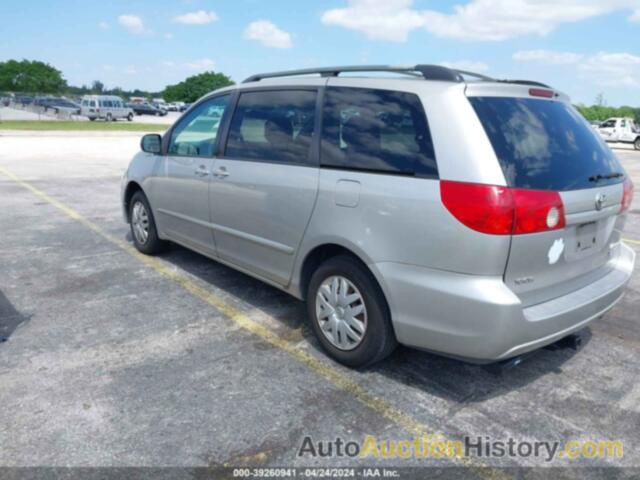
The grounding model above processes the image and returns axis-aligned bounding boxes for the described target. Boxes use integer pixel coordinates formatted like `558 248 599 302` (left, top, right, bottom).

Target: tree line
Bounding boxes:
1 59 637 121
575 104 640 123
0 59 233 103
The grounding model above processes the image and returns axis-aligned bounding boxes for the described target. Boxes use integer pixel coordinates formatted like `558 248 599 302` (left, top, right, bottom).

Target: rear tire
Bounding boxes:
106 113 113 122
127 113 133 121
306 255 397 367
634 137 640 151
129 191 166 255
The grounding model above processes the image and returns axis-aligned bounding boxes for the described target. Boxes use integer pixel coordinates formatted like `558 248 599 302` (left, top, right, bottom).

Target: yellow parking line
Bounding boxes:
0 165 509 479
623 237 640 245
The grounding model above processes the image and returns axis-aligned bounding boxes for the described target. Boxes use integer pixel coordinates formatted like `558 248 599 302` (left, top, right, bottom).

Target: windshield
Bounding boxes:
469 97 623 191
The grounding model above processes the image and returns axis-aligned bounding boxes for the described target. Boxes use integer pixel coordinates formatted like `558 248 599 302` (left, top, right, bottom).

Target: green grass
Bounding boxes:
0 120 167 132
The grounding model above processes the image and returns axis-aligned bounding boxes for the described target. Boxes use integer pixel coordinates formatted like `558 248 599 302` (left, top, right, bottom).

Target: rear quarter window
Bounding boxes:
469 97 623 191
321 87 437 178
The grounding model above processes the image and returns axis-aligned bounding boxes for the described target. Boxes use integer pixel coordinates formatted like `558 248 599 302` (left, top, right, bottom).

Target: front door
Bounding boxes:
208 89 320 285
154 94 231 255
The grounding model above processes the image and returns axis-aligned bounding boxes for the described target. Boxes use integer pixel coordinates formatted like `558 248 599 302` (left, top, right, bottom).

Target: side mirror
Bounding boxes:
141 134 162 154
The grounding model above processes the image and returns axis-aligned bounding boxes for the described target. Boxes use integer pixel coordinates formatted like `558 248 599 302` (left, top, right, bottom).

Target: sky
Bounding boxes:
2 0 640 106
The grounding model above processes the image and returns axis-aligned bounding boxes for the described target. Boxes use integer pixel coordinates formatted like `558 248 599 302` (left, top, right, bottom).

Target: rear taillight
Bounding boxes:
621 177 634 213
440 181 514 234
440 181 565 235
511 188 565 234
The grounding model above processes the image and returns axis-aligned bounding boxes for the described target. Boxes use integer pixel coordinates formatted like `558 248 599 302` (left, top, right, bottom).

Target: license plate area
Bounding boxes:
575 221 597 253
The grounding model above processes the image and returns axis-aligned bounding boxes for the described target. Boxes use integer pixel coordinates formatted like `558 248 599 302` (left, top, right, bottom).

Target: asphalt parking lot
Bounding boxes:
0 132 639 477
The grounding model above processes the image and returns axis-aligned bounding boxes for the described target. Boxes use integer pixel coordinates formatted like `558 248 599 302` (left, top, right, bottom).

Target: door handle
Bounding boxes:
194 165 209 177
213 167 229 178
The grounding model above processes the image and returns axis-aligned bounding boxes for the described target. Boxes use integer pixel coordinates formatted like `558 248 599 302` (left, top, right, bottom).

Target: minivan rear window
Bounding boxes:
469 97 623 191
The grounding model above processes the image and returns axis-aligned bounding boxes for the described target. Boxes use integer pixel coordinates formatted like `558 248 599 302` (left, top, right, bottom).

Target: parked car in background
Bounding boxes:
46 98 81 115
180 103 191 112
152 98 166 108
127 102 167 116
164 102 185 112
597 117 640 150
33 97 81 115
15 95 34 105
81 95 133 121
33 96 53 108
122 64 635 368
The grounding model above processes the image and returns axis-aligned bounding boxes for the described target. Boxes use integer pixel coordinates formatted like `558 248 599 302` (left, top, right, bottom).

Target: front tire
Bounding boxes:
307 255 397 367
127 113 133 121
129 191 166 255
634 137 640 151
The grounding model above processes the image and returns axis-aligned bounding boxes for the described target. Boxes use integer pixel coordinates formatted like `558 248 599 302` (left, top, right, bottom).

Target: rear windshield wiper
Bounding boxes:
589 172 624 182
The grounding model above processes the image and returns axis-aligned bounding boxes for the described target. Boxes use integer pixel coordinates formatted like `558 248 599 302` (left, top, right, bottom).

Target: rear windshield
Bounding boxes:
469 97 623 191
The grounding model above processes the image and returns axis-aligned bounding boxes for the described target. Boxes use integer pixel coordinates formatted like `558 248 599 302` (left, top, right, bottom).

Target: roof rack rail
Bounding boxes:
242 64 552 89
496 79 552 88
243 64 494 83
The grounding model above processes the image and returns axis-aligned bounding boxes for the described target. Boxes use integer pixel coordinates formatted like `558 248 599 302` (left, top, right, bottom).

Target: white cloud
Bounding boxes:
98 21 109 30
511 49 640 88
440 60 489 73
173 10 218 25
419 0 619 41
184 58 216 71
124 66 138 75
630 8 640 21
513 49 584 64
118 15 145 35
321 0 640 42
244 20 293 48
164 33 174 40
578 52 640 87
321 0 425 42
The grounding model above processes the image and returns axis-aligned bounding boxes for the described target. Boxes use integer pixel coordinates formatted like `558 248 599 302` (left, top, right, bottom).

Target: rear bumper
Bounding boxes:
374 242 635 362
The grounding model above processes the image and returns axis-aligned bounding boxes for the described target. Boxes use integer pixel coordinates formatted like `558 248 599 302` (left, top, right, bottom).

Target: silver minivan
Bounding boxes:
121 65 635 367
81 95 134 121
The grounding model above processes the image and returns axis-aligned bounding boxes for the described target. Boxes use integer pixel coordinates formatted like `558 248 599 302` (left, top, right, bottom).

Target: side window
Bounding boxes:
90 101 97 107
82 100 88 107
225 90 317 165
601 120 615 128
321 87 437 177
168 94 230 157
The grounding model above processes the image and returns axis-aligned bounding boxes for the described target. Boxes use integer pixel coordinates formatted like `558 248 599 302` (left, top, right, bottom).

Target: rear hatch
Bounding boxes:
468 90 629 306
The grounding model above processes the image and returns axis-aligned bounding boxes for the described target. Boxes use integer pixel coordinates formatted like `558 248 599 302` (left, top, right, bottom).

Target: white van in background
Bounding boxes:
80 95 134 121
